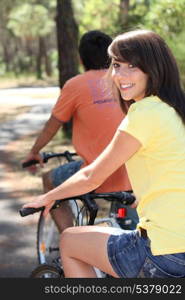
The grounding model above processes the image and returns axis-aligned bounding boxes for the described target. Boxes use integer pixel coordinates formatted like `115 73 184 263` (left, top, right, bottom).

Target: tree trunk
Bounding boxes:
119 0 130 28
44 47 52 77
56 0 79 137
3 44 10 72
56 0 79 88
36 36 53 79
36 37 44 79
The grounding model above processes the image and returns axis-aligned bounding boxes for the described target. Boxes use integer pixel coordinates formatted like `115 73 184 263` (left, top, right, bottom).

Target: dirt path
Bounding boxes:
0 132 43 277
0 88 72 277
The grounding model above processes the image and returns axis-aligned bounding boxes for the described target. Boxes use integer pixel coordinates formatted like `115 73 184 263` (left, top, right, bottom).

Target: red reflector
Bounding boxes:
117 208 126 218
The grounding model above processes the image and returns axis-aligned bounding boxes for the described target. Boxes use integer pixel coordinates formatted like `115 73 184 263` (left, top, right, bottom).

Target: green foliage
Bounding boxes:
73 0 154 37
143 0 185 84
50 49 59 77
7 3 55 39
144 0 185 37
167 31 185 86
73 0 121 36
127 0 150 28
0 0 185 84
31 0 56 9
73 0 185 84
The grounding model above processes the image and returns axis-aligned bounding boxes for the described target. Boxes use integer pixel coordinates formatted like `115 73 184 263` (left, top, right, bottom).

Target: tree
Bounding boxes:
144 0 185 86
0 0 22 72
7 2 55 78
74 0 121 36
56 0 79 88
118 0 130 29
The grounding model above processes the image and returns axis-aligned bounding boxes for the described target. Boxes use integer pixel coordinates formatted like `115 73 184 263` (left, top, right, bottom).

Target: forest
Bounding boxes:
0 0 185 87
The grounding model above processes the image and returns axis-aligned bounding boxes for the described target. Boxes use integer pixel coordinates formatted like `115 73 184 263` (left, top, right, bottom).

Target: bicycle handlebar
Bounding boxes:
19 206 44 217
92 191 135 205
19 199 61 217
20 151 135 225
19 191 135 218
22 151 77 168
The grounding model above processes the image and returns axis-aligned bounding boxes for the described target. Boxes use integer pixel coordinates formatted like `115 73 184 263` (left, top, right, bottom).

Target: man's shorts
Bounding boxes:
107 229 185 278
51 160 83 187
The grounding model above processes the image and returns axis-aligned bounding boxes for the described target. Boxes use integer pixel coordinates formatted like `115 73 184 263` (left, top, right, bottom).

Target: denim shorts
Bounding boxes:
107 230 185 278
51 160 83 187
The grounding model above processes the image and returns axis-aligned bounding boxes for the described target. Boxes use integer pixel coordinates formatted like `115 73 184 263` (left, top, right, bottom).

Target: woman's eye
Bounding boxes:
112 62 120 68
128 63 135 68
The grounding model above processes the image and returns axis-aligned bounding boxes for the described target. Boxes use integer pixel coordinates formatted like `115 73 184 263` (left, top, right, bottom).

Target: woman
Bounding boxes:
23 29 185 278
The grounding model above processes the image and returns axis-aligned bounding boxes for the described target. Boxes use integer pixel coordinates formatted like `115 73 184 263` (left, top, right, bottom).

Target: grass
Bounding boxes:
0 75 58 89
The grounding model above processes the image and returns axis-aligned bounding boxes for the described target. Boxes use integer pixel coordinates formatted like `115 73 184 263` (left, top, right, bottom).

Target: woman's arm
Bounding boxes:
23 130 141 216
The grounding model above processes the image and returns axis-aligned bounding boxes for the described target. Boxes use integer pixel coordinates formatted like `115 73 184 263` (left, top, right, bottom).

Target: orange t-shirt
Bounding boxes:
52 69 131 192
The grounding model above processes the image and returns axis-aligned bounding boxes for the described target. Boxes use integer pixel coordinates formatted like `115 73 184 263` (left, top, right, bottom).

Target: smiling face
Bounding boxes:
111 60 148 102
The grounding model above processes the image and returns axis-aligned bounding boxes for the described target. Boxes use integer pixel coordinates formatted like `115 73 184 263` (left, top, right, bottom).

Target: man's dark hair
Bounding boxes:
79 30 112 71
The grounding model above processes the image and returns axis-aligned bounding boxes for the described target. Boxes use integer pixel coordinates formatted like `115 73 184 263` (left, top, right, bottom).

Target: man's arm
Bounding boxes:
22 115 62 170
31 115 62 154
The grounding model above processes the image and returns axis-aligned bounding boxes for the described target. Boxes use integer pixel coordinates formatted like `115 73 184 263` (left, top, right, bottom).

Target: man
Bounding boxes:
23 30 138 232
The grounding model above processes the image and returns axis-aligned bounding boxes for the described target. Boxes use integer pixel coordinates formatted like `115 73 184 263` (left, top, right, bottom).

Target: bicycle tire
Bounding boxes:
37 201 90 266
74 201 90 226
37 211 60 265
35 152 92 275
30 264 63 278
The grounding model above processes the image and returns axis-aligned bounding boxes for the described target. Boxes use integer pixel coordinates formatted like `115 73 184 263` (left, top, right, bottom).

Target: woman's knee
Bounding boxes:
60 227 75 255
60 226 88 255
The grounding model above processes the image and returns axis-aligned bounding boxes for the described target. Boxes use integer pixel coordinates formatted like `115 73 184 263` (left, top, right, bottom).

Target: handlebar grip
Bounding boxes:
121 194 136 205
22 159 39 168
19 206 44 217
19 199 62 217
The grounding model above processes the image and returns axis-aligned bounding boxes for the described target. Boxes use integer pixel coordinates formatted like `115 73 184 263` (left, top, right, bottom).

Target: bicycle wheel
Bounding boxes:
37 201 89 266
30 264 63 278
37 211 60 265
69 199 90 226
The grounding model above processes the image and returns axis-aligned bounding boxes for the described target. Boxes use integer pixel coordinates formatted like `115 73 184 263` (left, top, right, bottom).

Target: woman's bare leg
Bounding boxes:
60 226 120 278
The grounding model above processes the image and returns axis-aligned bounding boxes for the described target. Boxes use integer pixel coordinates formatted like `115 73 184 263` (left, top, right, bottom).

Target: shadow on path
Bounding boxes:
0 220 38 278
0 92 56 277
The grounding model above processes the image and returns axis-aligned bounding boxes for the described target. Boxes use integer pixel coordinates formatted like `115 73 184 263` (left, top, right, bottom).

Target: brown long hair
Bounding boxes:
108 29 185 123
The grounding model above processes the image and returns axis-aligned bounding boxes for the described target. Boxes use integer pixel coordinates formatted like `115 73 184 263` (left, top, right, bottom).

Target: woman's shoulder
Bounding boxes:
127 96 176 128
128 96 158 117
130 96 172 116
130 96 160 109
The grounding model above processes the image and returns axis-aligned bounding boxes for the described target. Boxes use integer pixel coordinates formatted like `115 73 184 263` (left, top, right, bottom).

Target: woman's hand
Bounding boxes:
22 194 56 217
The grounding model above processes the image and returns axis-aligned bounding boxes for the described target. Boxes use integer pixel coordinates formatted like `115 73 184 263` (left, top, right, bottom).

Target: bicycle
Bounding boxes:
20 151 137 278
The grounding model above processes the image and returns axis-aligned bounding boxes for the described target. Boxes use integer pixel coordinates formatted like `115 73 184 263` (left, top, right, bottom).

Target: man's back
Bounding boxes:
52 69 131 192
